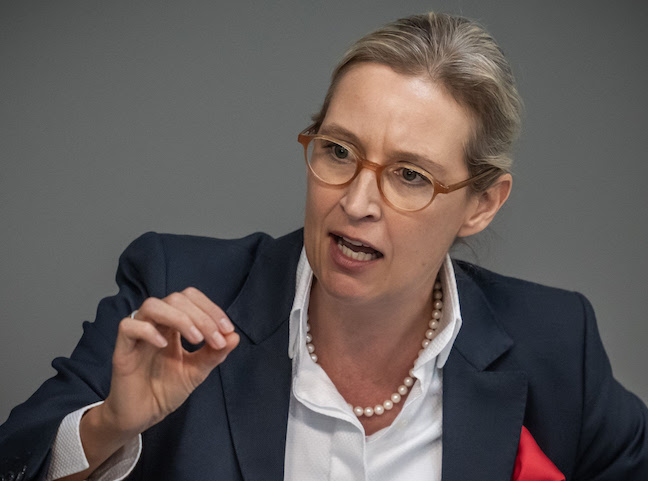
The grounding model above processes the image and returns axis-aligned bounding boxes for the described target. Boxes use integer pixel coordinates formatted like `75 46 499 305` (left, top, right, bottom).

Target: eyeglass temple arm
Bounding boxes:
436 168 498 194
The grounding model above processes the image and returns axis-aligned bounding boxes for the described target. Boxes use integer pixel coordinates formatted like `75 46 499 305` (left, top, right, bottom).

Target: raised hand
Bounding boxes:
104 286 239 434
59 287 239 481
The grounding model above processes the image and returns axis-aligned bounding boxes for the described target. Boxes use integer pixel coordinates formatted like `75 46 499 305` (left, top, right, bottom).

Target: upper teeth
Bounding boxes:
342 236 366 247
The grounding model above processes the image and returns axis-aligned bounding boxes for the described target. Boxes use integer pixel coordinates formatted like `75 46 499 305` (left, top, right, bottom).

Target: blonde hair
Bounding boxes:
310 12 523 191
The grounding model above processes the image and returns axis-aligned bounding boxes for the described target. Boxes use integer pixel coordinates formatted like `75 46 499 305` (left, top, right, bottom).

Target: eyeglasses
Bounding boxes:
298 130 493 212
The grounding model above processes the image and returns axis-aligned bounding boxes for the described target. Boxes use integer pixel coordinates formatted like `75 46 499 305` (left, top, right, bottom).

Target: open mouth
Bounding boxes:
332 234 383 261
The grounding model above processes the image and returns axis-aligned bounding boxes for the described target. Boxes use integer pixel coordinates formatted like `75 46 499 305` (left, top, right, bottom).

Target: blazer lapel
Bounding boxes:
218 230 303 481
442 262 529 481
220 325 292 481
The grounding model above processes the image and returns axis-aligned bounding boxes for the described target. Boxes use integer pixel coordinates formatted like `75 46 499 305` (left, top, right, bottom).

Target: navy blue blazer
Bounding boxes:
1 229 647 480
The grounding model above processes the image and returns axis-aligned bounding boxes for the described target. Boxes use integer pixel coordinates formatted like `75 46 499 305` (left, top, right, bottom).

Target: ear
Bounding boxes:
457 173 512 237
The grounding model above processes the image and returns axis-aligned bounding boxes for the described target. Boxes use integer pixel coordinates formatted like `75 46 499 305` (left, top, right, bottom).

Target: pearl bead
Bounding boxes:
364 407 374 417
418 348 425 356
374 404 385 415
383 400 394 410
429 320 439 330
422 339 430 348
434 281 442 290
310 353 318 362
409 369 415 378
354 406 364 417
306 323 310 332
425 329 435 339
404 376 414 387
398 385 408 395
434 291 442 300
307 343 315 354
305 333 312 343
391 393 401 403
432 309 441 319
434 300 443 310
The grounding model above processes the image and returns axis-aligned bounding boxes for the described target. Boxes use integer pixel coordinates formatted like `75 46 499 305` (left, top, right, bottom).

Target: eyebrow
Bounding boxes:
318 124 365 151
318 123 448 176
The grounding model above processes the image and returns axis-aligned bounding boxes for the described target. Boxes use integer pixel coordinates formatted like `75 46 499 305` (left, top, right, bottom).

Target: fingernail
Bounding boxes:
156 334 168 348
218 317 235 334
189 326 204 343
212 331 227 349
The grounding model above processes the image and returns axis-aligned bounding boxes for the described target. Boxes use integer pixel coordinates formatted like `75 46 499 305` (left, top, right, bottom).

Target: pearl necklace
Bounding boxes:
306 278 443 418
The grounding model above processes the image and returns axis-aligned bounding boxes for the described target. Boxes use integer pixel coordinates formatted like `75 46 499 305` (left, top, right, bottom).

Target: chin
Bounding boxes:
315 269 380 304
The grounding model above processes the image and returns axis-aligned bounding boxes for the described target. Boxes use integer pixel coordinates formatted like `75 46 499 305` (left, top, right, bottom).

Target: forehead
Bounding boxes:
322 63 473 174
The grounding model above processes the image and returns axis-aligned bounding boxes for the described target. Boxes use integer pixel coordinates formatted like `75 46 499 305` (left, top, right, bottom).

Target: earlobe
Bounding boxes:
457 174 512 237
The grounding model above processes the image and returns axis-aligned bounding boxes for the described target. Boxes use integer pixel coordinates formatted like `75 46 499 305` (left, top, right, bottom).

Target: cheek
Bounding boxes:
303 180 335 258
395 206 465 261
304 179 339 224
303 184 318 252
304 180 323 231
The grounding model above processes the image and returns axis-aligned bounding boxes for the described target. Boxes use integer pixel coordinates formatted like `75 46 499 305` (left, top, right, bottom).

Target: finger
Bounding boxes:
136 297 205 345
163 291 227 350
181 287 235 335
185 331 240 382
115 317 168 356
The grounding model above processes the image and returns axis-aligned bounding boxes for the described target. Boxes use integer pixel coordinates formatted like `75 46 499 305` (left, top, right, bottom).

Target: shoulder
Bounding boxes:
124 230 274 261
453 259 592 352
123 229 299 272
454 259 587 311
118 229 304 305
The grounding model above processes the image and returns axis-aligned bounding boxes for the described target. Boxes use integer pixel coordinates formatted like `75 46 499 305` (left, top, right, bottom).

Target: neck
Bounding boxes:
307 273 439 375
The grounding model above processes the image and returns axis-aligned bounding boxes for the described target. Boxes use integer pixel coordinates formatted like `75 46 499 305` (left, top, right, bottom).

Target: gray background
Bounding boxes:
1 0 647 423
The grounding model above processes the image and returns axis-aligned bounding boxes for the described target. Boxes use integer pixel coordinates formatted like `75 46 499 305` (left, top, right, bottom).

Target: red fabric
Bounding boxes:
512 426 565 481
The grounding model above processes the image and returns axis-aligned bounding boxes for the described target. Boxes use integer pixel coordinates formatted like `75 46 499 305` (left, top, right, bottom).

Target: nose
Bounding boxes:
339 168 383 221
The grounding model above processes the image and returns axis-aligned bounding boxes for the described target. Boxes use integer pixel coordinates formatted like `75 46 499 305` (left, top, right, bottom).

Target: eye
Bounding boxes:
393 165 430 185
333 143 349 159
320 140 354 164
401 168 419 182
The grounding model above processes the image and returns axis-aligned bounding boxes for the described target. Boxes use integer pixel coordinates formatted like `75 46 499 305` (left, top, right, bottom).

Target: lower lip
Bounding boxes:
328 235 382 270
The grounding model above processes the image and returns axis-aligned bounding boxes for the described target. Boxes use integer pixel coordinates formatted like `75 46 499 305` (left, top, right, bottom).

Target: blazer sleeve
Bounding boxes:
573 292 648 480
0 232 167 481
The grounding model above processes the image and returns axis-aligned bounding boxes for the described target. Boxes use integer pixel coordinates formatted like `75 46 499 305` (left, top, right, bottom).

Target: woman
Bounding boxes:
1 12 646 481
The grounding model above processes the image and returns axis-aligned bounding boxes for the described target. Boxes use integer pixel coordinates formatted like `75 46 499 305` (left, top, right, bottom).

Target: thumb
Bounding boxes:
185 331 240 381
